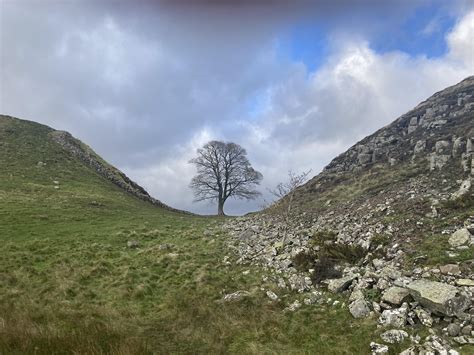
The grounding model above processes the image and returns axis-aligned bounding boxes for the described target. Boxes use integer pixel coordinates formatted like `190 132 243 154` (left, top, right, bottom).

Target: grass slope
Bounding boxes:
1 116 403 354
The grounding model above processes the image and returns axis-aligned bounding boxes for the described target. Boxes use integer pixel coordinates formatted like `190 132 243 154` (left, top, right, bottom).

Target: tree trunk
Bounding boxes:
280 192 293 251
217 198 225 216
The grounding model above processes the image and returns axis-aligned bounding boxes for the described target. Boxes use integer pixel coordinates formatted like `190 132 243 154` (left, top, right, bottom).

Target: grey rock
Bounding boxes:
266 290 279 301
451 179 472 200
285 300 302 312
439 264 461 275
462 325 472 335
381 286 411 306
380 329 408 344
447 323 461 337
414 308 433 327
449 228 471 247
127 240 140 248
414 140 426 154
349 298 371 318
358 153 372 165
453 137 465 157
327 275 356 293
349 289 365 303
369 342 388 354
372 258 385 270
222 290 250 302
435 140 451 153
452 335 474 345
379 303 408 328
429 152 450 170
407 279 471 316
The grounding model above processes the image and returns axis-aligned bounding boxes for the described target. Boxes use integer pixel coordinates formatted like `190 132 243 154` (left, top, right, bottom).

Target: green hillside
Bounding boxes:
0 116 383 354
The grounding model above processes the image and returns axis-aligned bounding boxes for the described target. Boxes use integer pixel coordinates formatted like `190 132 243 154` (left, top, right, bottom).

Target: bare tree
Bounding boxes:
268 170 311 249
189 141 263 215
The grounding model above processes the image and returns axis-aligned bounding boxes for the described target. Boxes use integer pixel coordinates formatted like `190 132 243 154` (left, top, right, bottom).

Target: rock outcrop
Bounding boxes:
222 77 474 354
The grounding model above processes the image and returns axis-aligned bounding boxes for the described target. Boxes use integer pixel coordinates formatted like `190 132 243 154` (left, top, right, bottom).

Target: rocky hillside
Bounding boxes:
0 115 185 213
224 77 474 354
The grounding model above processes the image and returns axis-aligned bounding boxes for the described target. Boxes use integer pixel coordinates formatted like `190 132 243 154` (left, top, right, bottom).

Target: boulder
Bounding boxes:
370 342 389 354
406 279 471 316
380 329 408 344
414 308 433 327
447 323 461 337
449 228 471 247
450 179 471 200
349 298 371 319
379 303 408 328
455 279 474 287
439 264 461 275
408 117 418 134
381 286 411 305
413 140 426 155
327 275 356 293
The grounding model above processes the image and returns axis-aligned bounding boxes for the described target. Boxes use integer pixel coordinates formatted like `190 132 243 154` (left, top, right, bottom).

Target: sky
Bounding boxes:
1 0 473 215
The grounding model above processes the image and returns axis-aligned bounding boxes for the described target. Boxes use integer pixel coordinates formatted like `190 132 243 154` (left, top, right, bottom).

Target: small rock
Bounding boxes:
447 323 461 337
349 298 371 318
266 290 278 301
452 335 474 345
414 308 433 327
380 329 408 344
222 290 250 302
379 303 408 328
327 275 356 293
439 264 461 275
381 286 411 306
449 228 471 248
372 259 385 270
303 291 323 305
370 342 388 354
461 325 472 335
285 300 302 312
455 279 474 287
127 240 140 248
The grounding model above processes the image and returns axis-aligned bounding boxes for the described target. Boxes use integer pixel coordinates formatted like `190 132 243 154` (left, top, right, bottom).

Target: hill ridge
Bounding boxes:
0 114 189 214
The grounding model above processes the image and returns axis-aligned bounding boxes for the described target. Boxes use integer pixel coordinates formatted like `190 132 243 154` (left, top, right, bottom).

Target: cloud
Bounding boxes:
1 1 473 215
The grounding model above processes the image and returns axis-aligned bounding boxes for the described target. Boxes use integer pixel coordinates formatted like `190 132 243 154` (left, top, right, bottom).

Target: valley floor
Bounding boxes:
0 198 405 354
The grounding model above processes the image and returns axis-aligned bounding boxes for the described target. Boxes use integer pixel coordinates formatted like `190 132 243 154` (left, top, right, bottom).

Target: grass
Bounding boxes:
0 116 392 354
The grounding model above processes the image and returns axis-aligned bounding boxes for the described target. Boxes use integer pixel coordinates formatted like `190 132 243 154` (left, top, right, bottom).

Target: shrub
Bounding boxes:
319 243 366 265
292 251 317 272
311 256 342 284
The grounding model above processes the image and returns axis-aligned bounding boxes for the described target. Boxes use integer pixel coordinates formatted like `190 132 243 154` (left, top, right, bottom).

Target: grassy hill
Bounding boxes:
0 116 387 354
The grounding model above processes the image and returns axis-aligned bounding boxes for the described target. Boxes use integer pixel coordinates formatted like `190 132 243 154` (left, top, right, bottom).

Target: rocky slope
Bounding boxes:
1 115 186 213
223 77 474 354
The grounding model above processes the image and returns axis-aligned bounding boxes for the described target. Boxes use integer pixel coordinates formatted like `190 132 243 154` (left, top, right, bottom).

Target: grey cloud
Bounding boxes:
1 0 472 214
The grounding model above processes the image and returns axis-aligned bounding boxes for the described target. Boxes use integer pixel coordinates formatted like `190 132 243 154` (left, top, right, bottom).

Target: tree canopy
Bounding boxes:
189 141 262 215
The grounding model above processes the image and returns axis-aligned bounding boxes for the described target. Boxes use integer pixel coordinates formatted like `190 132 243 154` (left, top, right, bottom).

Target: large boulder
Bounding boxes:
406 279 471 316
